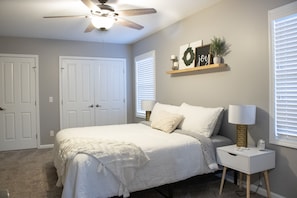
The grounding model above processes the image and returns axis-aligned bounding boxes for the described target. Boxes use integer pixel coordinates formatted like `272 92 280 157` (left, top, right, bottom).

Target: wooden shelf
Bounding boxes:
166 63 227 74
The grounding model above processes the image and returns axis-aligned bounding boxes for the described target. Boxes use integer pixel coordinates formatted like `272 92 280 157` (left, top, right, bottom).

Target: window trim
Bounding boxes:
135 50 156 118
269 1 297 149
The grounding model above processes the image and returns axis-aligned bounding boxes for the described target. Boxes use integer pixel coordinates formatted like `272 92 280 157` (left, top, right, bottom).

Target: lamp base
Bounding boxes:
236 124 247 147
145 111 151 121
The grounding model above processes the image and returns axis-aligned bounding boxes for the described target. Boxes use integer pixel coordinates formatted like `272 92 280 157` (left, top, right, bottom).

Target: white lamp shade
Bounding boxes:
141 100 155 111
228 105 256 125
91 16 115 30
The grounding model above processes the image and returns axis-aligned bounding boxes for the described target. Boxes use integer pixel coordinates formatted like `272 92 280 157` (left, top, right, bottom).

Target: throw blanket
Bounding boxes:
175 129 219 170
54 138 150 198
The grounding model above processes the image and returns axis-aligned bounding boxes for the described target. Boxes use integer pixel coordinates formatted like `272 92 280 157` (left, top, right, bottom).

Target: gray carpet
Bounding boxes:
0 148 265 198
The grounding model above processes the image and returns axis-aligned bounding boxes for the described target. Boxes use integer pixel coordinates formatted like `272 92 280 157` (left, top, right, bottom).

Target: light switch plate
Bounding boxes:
49 96 53 103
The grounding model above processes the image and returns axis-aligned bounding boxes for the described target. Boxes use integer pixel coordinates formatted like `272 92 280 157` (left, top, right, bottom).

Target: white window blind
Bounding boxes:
269 1 297 149
135 51 156 118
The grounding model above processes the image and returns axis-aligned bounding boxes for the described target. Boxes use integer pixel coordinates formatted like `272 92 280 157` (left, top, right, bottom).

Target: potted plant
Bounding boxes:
210 36 230 64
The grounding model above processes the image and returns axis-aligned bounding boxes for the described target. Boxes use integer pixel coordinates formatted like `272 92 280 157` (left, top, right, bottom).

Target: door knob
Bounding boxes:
88 105 94 108
96 104 101 108
0 107 5 111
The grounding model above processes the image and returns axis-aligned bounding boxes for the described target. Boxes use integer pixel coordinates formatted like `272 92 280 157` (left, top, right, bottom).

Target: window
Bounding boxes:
269 1 297 149
135 51 156 118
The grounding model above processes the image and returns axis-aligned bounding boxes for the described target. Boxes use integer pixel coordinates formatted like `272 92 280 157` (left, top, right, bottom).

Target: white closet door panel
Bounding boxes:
94 60 126 125
67 64 77 102
66 110 78 128
0 55 37 151
61 59 94 129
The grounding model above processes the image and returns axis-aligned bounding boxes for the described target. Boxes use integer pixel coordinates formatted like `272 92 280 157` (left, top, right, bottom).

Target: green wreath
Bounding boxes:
182 47 195 66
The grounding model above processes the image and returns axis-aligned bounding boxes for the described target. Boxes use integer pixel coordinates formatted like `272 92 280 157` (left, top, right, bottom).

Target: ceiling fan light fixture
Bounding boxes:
91 16 115 30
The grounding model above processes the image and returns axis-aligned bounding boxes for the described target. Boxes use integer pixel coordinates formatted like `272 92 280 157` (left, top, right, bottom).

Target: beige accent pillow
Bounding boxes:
151 110 184 133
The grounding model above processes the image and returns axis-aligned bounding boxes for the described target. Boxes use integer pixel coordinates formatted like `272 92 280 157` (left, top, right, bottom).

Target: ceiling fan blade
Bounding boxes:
81 0 101 11
84 23 95 32
43 15 88 19
117 8 157 16
117 17 144 30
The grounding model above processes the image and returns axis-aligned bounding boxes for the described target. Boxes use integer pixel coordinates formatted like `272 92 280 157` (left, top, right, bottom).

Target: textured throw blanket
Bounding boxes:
54 138 150 197
175 129 219 170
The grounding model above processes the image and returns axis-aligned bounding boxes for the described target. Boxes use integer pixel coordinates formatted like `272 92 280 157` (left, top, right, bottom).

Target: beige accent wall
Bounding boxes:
0 37 133 145
132 0 297 197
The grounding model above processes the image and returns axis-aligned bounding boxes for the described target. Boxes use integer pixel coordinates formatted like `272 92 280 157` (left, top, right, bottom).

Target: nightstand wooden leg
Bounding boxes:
246 174 250 198
264 170 271 198
219 166 227 195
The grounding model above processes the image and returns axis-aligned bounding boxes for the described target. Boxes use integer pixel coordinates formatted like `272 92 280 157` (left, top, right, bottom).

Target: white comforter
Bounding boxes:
54 123 214 198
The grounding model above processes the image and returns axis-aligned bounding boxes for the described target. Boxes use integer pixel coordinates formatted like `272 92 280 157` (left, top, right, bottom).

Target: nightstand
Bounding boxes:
216 145 275 198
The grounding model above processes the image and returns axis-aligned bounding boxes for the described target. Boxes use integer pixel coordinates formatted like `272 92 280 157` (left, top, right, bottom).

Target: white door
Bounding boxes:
60 59 95 129
0 55 38 151
94 59 126 125
60 57 126 129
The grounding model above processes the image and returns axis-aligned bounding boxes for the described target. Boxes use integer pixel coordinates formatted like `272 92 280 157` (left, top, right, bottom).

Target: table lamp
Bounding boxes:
228 105 256 147
141 100 155 121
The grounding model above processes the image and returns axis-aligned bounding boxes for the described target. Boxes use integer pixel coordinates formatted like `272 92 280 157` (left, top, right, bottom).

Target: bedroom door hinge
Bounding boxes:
36 133 38 139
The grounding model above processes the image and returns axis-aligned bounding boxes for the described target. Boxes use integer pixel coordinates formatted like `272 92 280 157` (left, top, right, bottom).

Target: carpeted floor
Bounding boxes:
0 148 265 198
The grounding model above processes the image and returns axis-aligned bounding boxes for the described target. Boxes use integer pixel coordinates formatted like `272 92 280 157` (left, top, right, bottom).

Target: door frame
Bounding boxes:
59 56 127 129
0 53 40 149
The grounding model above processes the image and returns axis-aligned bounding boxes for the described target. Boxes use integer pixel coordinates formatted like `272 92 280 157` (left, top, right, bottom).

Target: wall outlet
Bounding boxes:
50 130 55 136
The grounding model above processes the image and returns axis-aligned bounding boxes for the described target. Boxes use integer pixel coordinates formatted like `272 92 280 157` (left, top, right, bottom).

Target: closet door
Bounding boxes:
60 57 126 129
94 59 126 125
60 59 95 129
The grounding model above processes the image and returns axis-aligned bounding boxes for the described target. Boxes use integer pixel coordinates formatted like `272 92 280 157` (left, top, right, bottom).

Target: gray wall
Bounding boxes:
0 37 133 145
131 0 297 197
1 0 296 197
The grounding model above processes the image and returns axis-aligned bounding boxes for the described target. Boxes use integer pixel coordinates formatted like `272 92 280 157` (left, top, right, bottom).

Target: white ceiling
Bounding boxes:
0 0 221 44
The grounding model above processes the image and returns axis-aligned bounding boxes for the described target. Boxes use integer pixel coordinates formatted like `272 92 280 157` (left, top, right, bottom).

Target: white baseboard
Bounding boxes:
225 175 285 198
38 144 54 149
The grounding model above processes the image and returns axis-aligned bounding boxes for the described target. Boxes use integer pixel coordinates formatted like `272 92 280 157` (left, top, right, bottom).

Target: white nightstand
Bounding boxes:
216 145 275 198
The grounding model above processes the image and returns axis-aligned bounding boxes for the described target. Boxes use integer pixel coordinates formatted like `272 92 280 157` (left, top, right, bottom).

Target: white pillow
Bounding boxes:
179 103 224 137
151 110 184 133
150 102 180 122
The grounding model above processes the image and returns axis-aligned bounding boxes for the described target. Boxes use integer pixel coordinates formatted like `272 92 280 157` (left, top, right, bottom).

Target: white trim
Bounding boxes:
38 144 54 149
0 53 40 150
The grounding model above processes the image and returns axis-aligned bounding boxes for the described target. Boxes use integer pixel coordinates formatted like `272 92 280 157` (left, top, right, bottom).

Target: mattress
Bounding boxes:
54 123 232 198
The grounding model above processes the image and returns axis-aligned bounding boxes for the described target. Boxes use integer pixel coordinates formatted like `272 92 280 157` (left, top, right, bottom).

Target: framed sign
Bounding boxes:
195 44 213 66
179 40 202 70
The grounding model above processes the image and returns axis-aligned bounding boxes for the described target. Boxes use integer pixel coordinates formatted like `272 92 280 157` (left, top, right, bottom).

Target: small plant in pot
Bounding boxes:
210 36 230 64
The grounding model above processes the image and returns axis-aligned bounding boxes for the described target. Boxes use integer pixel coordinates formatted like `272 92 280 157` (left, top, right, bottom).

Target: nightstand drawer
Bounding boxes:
217 149 249 172
216 145 275 174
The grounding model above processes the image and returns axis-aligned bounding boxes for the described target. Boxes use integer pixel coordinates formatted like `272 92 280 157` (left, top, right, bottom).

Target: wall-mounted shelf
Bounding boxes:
166 63 227 74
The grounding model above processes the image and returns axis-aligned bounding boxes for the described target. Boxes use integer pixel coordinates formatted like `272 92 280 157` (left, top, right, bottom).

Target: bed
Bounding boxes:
53 102 233 198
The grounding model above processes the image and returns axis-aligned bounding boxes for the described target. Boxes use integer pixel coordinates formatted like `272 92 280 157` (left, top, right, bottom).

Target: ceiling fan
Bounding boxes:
43 0 157 31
